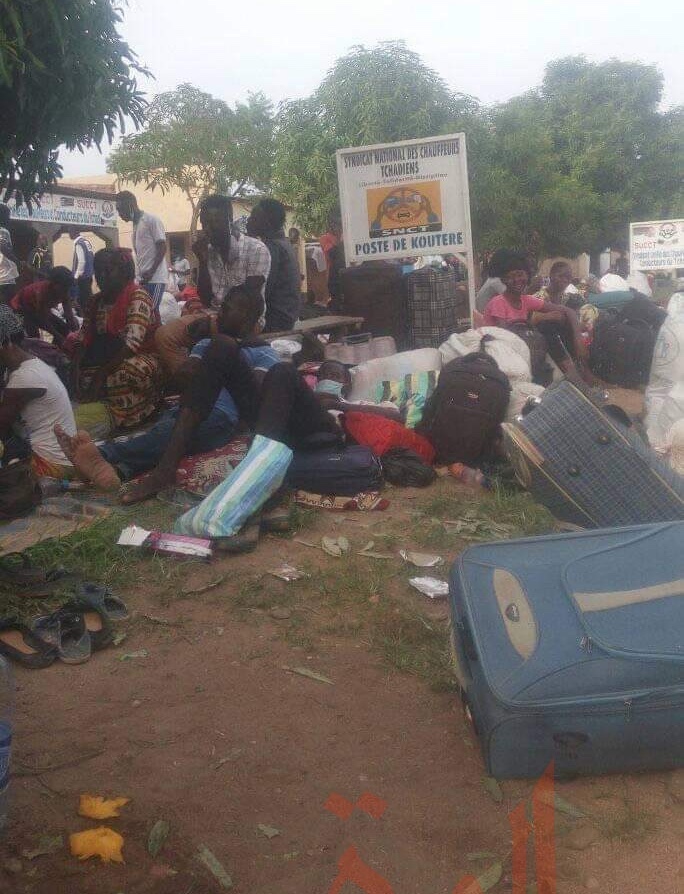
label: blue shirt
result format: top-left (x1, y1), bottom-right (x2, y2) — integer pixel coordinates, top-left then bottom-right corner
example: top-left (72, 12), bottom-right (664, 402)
top-left (190, 340), bottom-right (280, 424)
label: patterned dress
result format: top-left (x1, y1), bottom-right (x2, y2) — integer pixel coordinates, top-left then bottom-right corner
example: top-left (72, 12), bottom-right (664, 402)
top-left (79, 288), bottom-right (162, 429)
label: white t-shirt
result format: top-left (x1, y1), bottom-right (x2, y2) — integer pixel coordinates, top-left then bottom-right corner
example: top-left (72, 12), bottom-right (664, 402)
top-left (132, 212), bottom-right (168, 285)
top-left (0, 227), bottom-right (18, 284)
top-left (5, 359), bottom-right (76, 466)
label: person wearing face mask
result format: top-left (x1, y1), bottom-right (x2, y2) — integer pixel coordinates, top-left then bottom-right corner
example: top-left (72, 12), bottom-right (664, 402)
top-left (314, 360), bottom-right (402, 421)
top-left (483, 252), bottom-right (589, 381)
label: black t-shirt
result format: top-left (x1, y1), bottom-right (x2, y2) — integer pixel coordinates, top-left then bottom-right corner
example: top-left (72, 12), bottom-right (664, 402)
top-left (263, 229), bottom-right (302, 331)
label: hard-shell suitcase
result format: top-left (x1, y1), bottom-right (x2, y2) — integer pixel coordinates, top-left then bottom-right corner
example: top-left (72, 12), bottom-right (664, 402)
top-left (449, 522), bottom-right (684, 779)
top-left (406, 267), bottom-right (469, 349)
top-left (339, 262), bottom-right (407, 348)
top-left (503, 380), bottom-right (684, 527)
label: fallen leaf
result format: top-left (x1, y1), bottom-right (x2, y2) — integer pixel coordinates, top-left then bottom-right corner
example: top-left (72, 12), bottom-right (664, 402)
top-left (541, 791), bottom-right (586, 819)
top-left (78, 794), bottom-right (130, 820)
top-left (467, 860), bottom-right (503, 893)
top-left (257, 824), bottom-right (281, 839)
top-left (21, 835), bottom-right (63, 860)
top-left (467, 851), bottom-right (499, 862)
top-left (196, 844), bottom-right (233, 889)
top-left (150, 863), bottom-right (178, 879)
top-left (400, 550), bottom-right (443, 567)
top-left (481, 776), bottom-right (504, 804)
top-left (119, 650), bottom-right (148, 661)
top-left (112, 632), bottom-right (127, 647)
top-left (70, 827), bottom-right (124, 863)
top-left (213, 748), bottom-right (244, 770)
top-left (282, 665), bottom-right (334, 685)
top-left (322, 536), bottom-right (350, 556)
top-left (358, 542), bottom-right (394, 559)
top-left (182, 575), bottom-right (226, 596)
top-left (147, 819), bottom-right (170, 858)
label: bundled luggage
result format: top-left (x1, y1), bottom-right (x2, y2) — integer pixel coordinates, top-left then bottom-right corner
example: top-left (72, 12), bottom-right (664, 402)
top-left (405, 266), bottom-right (469, 349)
top-left (503, 380), bottom-right (684, 528)
top-left (339, 262), bottom-right (407, 348)
top-left (417, 339), bottom-right (510, 465)
top-left (285, 445), bottom-right (383, 496)
top-left (449, 521), bottom-right (684, 779)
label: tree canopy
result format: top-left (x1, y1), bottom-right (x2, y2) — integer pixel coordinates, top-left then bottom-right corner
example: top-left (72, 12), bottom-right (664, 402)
top-left (0, 0), bottom-right (147, 203)
top-left (273, 42), bottom-right (481, 235)
top-left (109, 83), bottom-right (274, 233)
top-left (273, 45), bottom-right (683, 259)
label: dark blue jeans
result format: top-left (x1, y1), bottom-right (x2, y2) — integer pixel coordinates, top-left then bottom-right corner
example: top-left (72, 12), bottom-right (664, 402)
top-left (99, 407), bottom-right (235, 480)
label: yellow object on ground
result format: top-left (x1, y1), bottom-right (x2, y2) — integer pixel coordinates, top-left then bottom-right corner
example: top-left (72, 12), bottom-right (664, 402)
top-left (69, 826), bottom-right (124, 863)
top-left (78, 794), bottom-right (130, 819)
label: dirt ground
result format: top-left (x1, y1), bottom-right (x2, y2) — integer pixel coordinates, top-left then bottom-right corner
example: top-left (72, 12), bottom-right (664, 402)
top-left (2, 403), bottom-right (683, 893)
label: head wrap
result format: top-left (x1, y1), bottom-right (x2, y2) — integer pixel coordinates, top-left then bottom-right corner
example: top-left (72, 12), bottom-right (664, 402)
top-left (0, 304), bottom-right (23, 344)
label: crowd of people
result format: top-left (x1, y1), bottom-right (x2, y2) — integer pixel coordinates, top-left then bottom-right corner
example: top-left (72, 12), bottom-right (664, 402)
top-left (0, 190), bottom-right (675, 549)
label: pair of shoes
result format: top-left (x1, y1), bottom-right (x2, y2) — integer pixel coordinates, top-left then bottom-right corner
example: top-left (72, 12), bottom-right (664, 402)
top-left (0, 583), bottom-right (129, 668)
top-left (212, 513), bottom-right (261, 555)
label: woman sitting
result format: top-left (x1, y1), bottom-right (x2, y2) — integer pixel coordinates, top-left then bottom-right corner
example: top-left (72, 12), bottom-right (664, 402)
top-left (10, 267), bottom-right (78, 348)
top-left (71, 249), bottom-right (162, 430)
top-left (483, 253), bottom-right (590, 382)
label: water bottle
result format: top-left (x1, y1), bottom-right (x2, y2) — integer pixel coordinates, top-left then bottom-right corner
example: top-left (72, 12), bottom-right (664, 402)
top-left (38, 477), bottom-right (70, 498)
top-left (448, 463), bottom-right (490, 489)
top-left (0, 656), bottom-right (13, 831)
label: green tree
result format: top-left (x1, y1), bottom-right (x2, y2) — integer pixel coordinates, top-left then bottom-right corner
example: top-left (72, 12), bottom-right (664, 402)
top-left (273, 41), bottom-right (480, 234)
top-left (0, 0), bottom-right (147, 203)
top-left (109, 83), bottom-right (274, 234)
top-left (477, 56), bottom-right (684, 261)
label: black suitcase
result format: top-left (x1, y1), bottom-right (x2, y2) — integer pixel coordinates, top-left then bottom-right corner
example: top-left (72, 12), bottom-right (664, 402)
top-left (503, 380), bottom-right (684, 527)
top-left (406, 267), bottom-right (469, 349)
top-left (590, 299), bottom-right (666, 387)
top-left (339, 262), bottom-right (407, 348)
top-left (285, 445), bottom-right (383, 496)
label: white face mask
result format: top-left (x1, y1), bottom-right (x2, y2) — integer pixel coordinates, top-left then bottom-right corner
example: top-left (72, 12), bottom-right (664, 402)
top-left (316, 379), bottom-right (344, 398)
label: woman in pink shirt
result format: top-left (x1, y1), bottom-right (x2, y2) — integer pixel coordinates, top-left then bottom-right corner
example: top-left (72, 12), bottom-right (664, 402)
top-left (483, 254), bottom-right (590, 381)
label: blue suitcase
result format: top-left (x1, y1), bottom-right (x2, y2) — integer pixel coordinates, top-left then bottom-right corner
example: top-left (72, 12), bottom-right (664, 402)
top-left (449, 522), bottom-right (684, 779)
top-left (503, 380), bottom-right (684, 528)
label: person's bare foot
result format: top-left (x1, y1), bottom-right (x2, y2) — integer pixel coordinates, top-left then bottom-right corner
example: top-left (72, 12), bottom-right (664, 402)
top-left (118, 466), bottom-right (176, 505)
top-left (54, 425), bottom-right (121, 491)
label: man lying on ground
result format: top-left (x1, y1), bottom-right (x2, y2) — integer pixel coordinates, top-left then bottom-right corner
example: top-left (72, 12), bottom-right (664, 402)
top-left (55, 286), bottom-right (281, 491)
top-left (0, 305), bottom-right (76, 478)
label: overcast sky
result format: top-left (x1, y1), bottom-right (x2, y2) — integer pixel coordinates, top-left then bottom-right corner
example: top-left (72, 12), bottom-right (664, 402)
top-left (60, 0), bottom-right (683, 178)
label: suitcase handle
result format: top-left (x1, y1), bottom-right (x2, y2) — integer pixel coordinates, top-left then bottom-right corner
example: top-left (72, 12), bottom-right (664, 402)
top-left (455, 618), bottom-right (478, 666)
top-left (342, 332), bottom-right (372, 346)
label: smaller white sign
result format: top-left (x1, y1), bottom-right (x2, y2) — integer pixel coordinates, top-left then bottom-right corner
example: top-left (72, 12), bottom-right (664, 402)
top-left (630, 219), bottom-right (684, 271)
top-left (7, 192), bottom-right (117, 228)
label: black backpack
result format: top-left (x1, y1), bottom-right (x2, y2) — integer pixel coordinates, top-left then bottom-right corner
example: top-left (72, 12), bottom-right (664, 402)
top-left (417, 339), bottom-right (511, 464)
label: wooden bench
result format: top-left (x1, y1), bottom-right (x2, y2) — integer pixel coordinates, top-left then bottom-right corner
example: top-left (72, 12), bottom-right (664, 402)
top-left (267, 315), bottom-right (365, 342)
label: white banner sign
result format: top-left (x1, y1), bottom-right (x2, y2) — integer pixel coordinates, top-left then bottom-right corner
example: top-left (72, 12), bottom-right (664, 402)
top-left (630, 219), bottom-right (684, 271)
top-left (7, 192), bottom-right (117, 228)
top-left (336, 133), bottom-right (473, 264)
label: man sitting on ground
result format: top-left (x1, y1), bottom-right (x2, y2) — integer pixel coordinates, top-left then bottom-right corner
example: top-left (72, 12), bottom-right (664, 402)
top-left (0, 306), bottom-right (76, 478)
top-left (55, 287), bottom-right (282, 491)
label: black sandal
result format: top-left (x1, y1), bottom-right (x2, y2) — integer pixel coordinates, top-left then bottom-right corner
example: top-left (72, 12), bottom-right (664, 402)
top-left (31, 608), bottom-right (91, 665)
top-left (0, 618), bottom-right (57, 669)
top-left (0, 553), bottom-right (79, 597)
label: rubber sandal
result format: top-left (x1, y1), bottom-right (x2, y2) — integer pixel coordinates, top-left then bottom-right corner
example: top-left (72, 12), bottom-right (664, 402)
top-left (0, 553), bottom-right (80, 597)
top-left (72, 583), bottom-right (129, 622)
top-left (0, 618), bottom-right (57, 669)
top-left (32, 608), bottom-right (91, 665)
top-left (213, 514), bottom-right (261, 555)
top-left (61, 598), bottom-right (113, 652)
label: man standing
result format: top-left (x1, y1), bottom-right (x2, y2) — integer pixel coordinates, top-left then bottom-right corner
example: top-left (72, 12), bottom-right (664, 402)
top-left (0, 203), bottom-right (19, 304)
top-left (194, 194), bottom-right (271, 312)
top-left (115, 191), bottom-right (168, 309)
top-left (69, 227), bottom-right (95, 312)
top-left (247, 199), bottom-right (301, 331)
